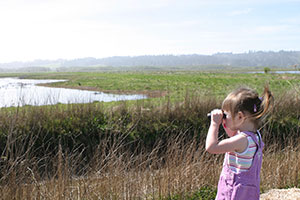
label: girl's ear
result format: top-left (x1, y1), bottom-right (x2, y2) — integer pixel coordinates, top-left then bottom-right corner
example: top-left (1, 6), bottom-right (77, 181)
top-left (237, 111), bottom-right (245, 120)
top-left (235, 111), bottom-right (245, 128)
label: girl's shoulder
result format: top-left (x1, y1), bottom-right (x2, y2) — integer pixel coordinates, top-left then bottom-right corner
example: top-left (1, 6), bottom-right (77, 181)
top-left (232, 133), bottom-right (250, 153)
top-left (235, 131), bottom-right (252, 141)
top-left (239, 131), bottom-right (260, 142)
top-left (235, 131), bottom-right (259, 154)
top-left (238, 131), bottom-right (249, 137)
top-left (238, 131), bottom-right (260, 139)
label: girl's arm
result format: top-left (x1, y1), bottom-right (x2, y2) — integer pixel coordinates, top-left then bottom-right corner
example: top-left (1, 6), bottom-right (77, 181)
top-left (205, 110), bottom-right (248, 154)
top-left (206, 134), bottom-right (248, 154)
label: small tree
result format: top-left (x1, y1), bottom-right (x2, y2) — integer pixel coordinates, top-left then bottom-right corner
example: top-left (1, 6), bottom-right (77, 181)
top-left (264, 67), bottom-right (271, 74)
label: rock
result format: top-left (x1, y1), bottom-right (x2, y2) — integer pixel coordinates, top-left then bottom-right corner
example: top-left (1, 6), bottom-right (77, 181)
top-left (260, 188), bottom-right (300, 200)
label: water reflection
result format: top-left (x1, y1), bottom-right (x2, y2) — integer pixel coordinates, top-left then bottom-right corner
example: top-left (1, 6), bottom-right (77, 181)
top-left (248, 71), bottom-right (300, 74)
top-left (0, 78), bottom-right (147, 108)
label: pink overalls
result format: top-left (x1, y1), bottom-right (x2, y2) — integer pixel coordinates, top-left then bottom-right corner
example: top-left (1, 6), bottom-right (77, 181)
top-left (216, 131), bottom-right (264, 200)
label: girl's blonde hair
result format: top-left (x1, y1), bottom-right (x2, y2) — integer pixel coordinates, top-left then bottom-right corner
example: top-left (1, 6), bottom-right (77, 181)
top-left (222, 85), bottom-right (274, 128)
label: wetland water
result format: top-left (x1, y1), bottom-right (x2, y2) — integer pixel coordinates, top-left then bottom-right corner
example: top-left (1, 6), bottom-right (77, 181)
top-left (0, 78), bottom-right (147, 108)
top-left (249, 70), bottom-right (300, 74)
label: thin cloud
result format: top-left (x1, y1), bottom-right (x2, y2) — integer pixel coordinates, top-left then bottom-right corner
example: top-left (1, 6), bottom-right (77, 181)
top-left (228, 8), bottom-right (252, 16)
top-left (253, 25), bottom-right (291, 33)
top-left (279, 17), bottom-right (300, 25)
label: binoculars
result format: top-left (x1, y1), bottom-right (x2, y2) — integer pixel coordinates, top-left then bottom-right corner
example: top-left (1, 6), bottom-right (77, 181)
top-left (207, 113), bottom-right (227, 119)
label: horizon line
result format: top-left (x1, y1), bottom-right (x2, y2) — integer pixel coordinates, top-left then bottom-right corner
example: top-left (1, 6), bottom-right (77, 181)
top-left (1, 49), bottom-right (299, 64)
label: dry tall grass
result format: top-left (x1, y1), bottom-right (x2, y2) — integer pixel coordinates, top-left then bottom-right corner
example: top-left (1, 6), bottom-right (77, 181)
top-left (0, 90), bottom-right (299, 199)
top-left (1, 136), bottom-right (299, 199)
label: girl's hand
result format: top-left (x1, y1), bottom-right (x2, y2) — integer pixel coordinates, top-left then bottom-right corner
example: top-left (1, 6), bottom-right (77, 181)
top-left (210, 109), bottom-right (224, 126)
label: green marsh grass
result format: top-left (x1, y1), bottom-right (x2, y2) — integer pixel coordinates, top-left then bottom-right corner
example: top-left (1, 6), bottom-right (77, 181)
top-left (16, 71), bottom-right (300, 101)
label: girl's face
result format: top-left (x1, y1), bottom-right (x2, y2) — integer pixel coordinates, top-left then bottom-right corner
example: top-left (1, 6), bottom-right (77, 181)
top-left (222, 110), bottom-right (238, 137)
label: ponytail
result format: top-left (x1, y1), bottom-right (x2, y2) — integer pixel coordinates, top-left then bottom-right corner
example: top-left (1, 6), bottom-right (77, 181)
top-left (255, 85), bottom-right (274, 119)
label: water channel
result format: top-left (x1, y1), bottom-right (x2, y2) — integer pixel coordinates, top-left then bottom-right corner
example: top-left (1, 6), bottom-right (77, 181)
top-left (249, 70), bottom-right (300, 74)
top-left (0, 78), bottom-right (147, 108)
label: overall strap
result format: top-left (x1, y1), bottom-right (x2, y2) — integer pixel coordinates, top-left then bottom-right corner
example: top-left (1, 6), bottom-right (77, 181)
top-left (256, 130), bottom-right (264, 149)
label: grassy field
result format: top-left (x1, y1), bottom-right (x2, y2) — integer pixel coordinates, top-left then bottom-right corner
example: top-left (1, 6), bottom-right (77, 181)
top-left (5, 71), bottom-right (300, 101)
top-left (0, 71), bottom-right (299, 199)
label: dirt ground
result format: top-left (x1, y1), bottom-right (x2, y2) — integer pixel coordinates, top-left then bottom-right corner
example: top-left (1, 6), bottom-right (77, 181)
top-left (260, 188), bottom-right (300, 200)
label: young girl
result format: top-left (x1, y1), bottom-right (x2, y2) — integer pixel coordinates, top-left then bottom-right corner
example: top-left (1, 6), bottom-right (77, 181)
top-left (206, 86), bottom-right (273, 200)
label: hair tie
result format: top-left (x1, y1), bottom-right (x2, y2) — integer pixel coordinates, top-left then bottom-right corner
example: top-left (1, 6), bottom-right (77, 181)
top-left (254, 104), bottom-right (257, 112)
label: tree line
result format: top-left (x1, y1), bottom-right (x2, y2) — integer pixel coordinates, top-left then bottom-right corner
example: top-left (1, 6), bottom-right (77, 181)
top-left (0, 50), bottom-right (299, 72)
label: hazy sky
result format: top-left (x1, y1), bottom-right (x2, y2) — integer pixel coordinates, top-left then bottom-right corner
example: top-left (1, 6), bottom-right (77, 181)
top-left (0, 0), bottom-right (300, 62)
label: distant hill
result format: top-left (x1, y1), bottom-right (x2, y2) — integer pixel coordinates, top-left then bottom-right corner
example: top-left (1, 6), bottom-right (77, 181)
top-left (0, 51), bottom-right (299, 72)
